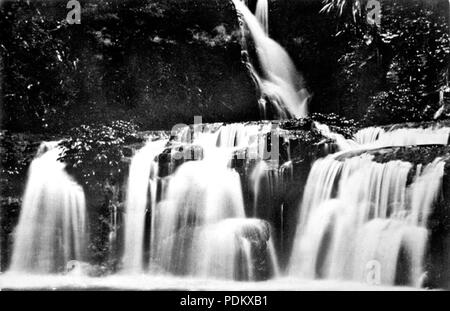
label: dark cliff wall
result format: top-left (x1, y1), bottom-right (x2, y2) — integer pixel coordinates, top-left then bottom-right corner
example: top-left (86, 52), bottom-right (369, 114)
top-left (268, 0), bottom-right (449, 122)
top-left (0, 0), bottom-right (259, 133)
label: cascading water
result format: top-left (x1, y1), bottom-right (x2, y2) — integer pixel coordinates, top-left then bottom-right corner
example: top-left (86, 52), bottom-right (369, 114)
top-left (233, 0), bottom-right (309, 119)
top-left (150, 158), bottom-right (246, 275)
top-left (2, 0), bottom-right (449, 291)
top-left (9, 142), bottom-right (87, 274)
top-left (314, 122), bottom-right (450, 154)
top-left (255, 0), bottom-right (269, 34)
top-left (119, 117), bottom-right (449, 286)
top-left (2, 121), bottom-right (449, 289)
top-left (354, 125), bottom-right (450, 147)
top-left (122, 123), bottom-right (280, 280)
top-left (314, 122), bottom-right (359, 151)
top-left (354, 127), bottom-right (386, 145)
top-left (122, 139), bottom-right (168, 273)
top-left (289, 154), bottom-right (445, 287)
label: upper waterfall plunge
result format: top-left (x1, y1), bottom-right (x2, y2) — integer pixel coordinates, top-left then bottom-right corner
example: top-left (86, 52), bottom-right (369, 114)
top-left (233, 0), bottom-right (309, 119)
top-left (255, 0), bottom-right (269, 34)
top-left (9, 142), bottom-right (87, 274)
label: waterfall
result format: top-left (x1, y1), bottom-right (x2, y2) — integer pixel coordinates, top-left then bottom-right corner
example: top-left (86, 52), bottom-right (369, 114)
top-left (2, 122), bottom-right (448, 288)
top-left (190, 218), bottom-right (273, 280)
top-left (354, 126), bottom-right (450, 147)
top-left (122, 139), bottom-right (168, 273)
top-left (250, 160), bottom-right (293, 252)
top-left (233, 0), bottom-right (309, 119)
top-left (122, 123), bottom-right (280, 280)
top-left (319, 123), bottom-right (450, 153)
top-left (9, 142), bottom-right (87, 274)
top-left (354, 127), bottom-right (386, 145)
top-left (409, 159), bottom-right (446, 227)
top-left (314, 122), bottom-right (359, 151)
top-left (0, 0), bottom-right (448, 291)
top-left (289, 154), bottom-right (445, 287)
top-left (255, 0), bottom-right (269, 34)
top-left (150, 159), bottom-right (247, 275)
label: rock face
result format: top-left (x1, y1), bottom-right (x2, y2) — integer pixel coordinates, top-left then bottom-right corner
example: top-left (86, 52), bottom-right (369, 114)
top-left (0, 0), bottom-right (259, 132)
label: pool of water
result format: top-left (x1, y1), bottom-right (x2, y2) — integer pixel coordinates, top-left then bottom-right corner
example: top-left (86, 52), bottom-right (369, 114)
top-left (0, 274), bottom-right (421, 291)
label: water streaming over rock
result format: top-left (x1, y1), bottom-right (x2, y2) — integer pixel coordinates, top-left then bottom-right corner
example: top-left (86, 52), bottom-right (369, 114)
top-left (9, 142), bottom-right (87, 273)
top-left (354, 127), bottom-right (386, 145)
top-left (122, 139), bottom-right (168, 273)
top-left (121, 123), bottom-right (280, 280)
top-left (314, 122), bottom-right (358, 151)
top-left (289, 154), bottom-right (445, 287)
top-left (2, 0), bottom-right (449, 289)
top-left (4, 121), bottom-right (449, 288)
top-left (12, 122), bottom-right (443, 285)
top-left (255, 0), bottom-right (269, 34)
top-left (354, 126), bottom-right (450, 147)
top-left (233, 0), bottom-right (309, 119)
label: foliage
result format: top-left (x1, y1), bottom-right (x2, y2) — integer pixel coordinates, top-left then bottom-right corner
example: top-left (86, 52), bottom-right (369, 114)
top-left (0, 132), bottom-right (35, 178)
top-left (58, 120), bottom-right (140, 269)
top-left (1, 0), bottom-right (256, 134)
top-left (319, 0), bottom-right (449, 125)
top-left (364, 86), bottom-right (434, 125)
top-left (319, 0), bottom-right (379, 40)
top-left (320, 0), bottom-right (365, 25)
top-left (188, 24), bottom-right (239, 47)
top-left (269, 0), bottom-right (380, 118)
top-left (58, 120), bottom-right (140, 188)
top-left (317, 1), bottom-right (386, 120)
top-left (0, 2), bottom-right (78, 132)
top-left (362, 0), bottom-right (449, 126)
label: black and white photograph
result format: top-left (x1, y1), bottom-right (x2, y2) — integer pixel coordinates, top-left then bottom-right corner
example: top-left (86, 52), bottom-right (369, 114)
top-left (0, 0), bottom-right (449, 297)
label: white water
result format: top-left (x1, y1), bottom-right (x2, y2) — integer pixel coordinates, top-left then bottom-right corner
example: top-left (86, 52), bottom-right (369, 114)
top-left (354, 126), bottom-right (450, 147)
top-left (234, 0), bottom-right (309, 119)
top-left (9, 142), bottom-right (87, 273)
top-left (150, 159), bottom-right (246, 275)
top-left (289, 154), bottom-right (445, 287)
top-left (314, 123), bottom-right (450, 154)
top-left (0, 0), bottom-right (447, 290)
top-left (191, 218), bottom-right (277, 280)
top-left (255, 0), bottom-right (269, 34)
top-left (121, 123), bottom-right (280, 280)
top-left (250, 160), bottom-right (293, 252)
top-left (122, 139), bottom-right (168, 273)
top-left (314, 122), bottom-right (359, 151)
top-left (0, 274), bottom-right (420, 291)
top-left (3, 122), bottom-right (448, 289)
